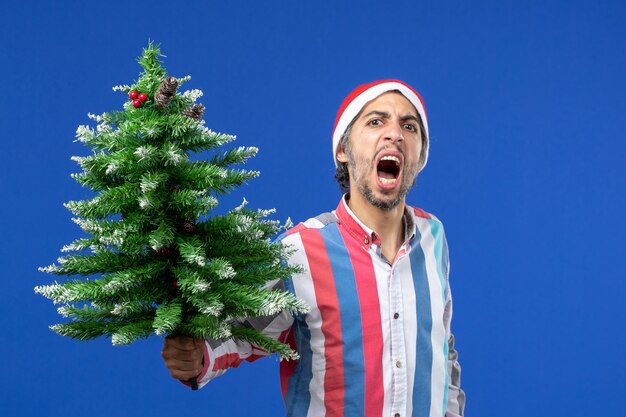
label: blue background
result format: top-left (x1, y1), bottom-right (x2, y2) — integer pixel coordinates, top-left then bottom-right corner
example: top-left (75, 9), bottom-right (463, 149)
top-left (1, 1), bottom-right (624, 415)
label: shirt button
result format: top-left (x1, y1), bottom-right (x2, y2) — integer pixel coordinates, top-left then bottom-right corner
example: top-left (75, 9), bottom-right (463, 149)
top-left (396, 360), bottom-right (402, 368)
top-left (394, 312), bottom-right (399, 319)
top-left (363, 236), bottom-right (369, 244)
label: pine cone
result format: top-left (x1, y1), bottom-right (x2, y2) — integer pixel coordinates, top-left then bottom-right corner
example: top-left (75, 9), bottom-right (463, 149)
top-left (154, 76), bottom-right (178, 107)
top-left (179, 219), bottom-right (196, 234)
top-left (155, 247), bottom-right (174, 257)
top-left (182, 104), bottom-right (205, 120)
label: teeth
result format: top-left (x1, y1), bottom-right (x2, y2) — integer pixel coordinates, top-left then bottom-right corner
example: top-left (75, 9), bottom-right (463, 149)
top-left (380, 155), bottom-right (400, 165)
top-left (379, 177), bottom-right (397, 185)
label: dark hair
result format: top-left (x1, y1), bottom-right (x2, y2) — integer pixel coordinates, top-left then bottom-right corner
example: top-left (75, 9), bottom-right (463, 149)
top-left (334, 123), bottom-right (353, 193)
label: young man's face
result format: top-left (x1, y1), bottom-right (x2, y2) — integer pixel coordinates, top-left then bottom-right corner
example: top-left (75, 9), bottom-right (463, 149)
top-left (337, 92), bottom-right (423, 211)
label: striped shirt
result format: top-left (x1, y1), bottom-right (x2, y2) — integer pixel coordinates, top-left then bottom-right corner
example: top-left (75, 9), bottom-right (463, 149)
top-left (195, 196), bottom-right (465, 417)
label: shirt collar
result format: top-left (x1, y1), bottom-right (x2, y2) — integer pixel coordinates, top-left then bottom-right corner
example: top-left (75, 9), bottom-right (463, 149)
top-left (335, 194), bottom-right (417, 250)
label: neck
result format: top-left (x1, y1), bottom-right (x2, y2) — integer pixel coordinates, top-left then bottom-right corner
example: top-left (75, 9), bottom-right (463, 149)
top-left (346, 191), bottom-right (406, 261)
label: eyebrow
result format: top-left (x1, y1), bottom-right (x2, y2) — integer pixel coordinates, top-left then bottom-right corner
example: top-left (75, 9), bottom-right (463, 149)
top-left (362, 110), bottom-right (390, 119)
top-left (362, 110), bottom-right (420, 123)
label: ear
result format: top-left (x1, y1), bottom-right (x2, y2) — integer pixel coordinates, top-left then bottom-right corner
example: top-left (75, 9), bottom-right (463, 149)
top-left (336, 146), bottom-right (349, 163)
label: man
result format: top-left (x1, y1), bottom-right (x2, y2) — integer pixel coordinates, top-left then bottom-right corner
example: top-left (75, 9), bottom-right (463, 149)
top-left (162, 80), bottom-right (465, 417)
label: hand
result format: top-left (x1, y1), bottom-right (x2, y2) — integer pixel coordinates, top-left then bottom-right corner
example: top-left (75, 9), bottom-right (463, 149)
top-left (161, 335), bottom-right (205, 381)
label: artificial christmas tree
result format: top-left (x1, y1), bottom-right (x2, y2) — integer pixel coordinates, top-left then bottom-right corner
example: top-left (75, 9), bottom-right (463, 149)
top-left (35, 43), bottom-right (307, 388)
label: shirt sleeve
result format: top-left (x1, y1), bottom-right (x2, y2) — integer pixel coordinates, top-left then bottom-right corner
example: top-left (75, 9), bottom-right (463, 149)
top-left (443, 261), bottom-right (466, 416)
top-left (445, 324), bottom-right (466, 415)
top-left (192, 279), bottom-right (295, 389)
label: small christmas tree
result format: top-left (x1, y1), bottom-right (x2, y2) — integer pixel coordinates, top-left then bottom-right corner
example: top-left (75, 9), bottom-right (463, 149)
top-left (36, 43), bottom-right (307, 380)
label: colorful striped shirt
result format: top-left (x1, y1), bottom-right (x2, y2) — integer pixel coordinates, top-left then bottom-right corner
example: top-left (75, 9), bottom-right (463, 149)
top-left (195, 196), bottom-right (465, 417)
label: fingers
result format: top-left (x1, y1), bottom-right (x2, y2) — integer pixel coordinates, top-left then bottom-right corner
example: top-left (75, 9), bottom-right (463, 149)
top-left (162, 335), bottom-right (205, 380)
top-left (164, 357), bottom-right (203, 380)
top-left (163, 335), bottom-right (202, 350)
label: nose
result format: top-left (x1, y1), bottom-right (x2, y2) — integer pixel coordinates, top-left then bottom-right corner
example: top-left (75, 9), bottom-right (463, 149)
top-left (383, 122), bottom-right (404, 143)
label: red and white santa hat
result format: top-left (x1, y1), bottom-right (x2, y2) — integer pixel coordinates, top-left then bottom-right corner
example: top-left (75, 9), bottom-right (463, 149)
top-left (332, 79), bottom-right (429, 170)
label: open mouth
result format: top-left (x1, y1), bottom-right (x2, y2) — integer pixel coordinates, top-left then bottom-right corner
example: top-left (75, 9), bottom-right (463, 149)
top-left (376, 154), bottom-right (402, 186)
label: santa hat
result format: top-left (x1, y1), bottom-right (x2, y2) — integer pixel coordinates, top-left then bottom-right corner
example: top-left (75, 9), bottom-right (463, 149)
top-left (332, 79), bottom-right (429, 170)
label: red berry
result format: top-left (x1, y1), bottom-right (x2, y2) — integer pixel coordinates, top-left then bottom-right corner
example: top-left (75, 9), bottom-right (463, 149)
top-left (156, 104), bottom-right (163, 109)
top-left (129, 90), bottom-right (139, 100)
top-left (138, 92), bottom-right (148, 102)
top-left (132, 100), bottom-right (141, 108)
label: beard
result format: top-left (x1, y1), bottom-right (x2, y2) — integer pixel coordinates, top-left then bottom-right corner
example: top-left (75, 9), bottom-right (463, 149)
top-left (346, 143), bottom-right (418, 211)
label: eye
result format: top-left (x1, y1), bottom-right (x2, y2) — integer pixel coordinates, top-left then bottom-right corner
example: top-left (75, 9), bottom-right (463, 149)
top-left (368, 119), bottom-right (382, 126)
top-left (403, 123), bottom-right (417, 132)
